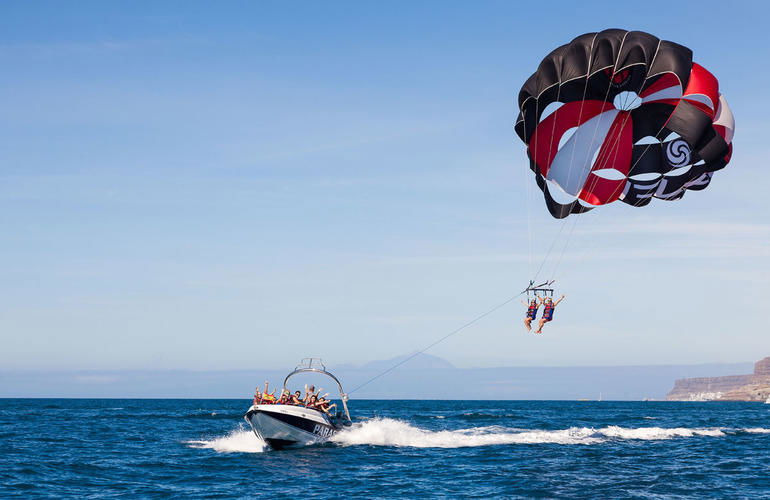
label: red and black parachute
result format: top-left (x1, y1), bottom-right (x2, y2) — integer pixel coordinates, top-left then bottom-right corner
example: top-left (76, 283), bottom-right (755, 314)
top-left (515, 29), bottom-right (735, 218)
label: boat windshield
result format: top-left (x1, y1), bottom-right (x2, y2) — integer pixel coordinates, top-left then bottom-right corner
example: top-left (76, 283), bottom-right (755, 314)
top-left (282, 358), bottom-right (351, 422)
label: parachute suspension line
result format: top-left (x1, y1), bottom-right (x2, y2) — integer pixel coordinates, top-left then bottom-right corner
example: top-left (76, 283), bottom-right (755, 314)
top-left (542, 35), bottom-right (642, 284)
top-left (561, 32), bottom-right (601, 203)
top-left (549, 216), bottom-right (579, 282)
top-left (524, 144), bottom-right (534, 277)
top-left (347, 292), bottom-right (526, 395)
top-left (549, 95), bottom-right (653, 284)
top-left (549, 110), bottom-right (644, 285)
top-left (549, 71), bottom-right (639, 283)
top-left (553, 109), bottom-right (672, 286)
top-left (537, 58), bottom-right (605, 282)
top-left (519, 71), bottom-right (574, 287)
top-left (519, 34), bottom-right (606, 289)
top-left (622, 41), bottom-right (668, 185)
top-left (588, 38), bottom-right (689, 209)
top-left (578, 40), bottom-right (654, 208)
top-left (529, 216), bottom-right (570, 284)
top-left (524, 75), bottom-right (546, 280)
top-left (517, 46), bottom-right (600, 288)
top-left (567, 32), bottom-right (631, 205)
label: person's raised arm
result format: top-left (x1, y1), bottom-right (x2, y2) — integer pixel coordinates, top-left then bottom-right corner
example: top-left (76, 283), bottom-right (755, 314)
top-left (554, 295), bottom-right (566, 306)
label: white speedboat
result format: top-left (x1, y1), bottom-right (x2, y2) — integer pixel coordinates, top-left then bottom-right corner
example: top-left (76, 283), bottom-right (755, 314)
top-left (244, 359), bottom-right (351, 450)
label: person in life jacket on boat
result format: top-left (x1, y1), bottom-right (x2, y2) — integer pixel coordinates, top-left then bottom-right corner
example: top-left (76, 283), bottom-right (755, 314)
top-left (252, 388), bottom-right (262, 405)
top-left (316, 397), bottom-right (337, 416)
top-left (260, 381), bottom-right (277, 404)
top-left (521, 296), bottom-right (543, 331)
top-left (290, 390), bottom-right (303, 405)
top-left (534, 295), bottom-right (565, 334)
top-left (277, 390), bottom-right (290, 404)
top-left (303, 385), bottom-right (316, 405)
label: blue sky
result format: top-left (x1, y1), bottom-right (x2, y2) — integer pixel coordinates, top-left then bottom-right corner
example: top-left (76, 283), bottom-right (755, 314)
top-left (1, 1), bottom-right (768, 372)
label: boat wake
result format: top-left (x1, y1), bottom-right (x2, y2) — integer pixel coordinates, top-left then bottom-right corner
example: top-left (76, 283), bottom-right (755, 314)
top-left (186, 426), bottom-right (267, 453)
top-left (331, 418), bottom-right (770, 449)
top-left (186, 419), bottom-right (770, 453)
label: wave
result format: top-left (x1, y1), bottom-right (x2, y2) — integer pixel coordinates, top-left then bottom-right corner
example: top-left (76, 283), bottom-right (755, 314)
top-left (186, 427), bottom-right (266, 453)
top-left (412, 412), bottom-right (522, 422)
top-left (331, 418), bottom-right (770, 449)
top-left (742, 428), bottom-right (770, 434)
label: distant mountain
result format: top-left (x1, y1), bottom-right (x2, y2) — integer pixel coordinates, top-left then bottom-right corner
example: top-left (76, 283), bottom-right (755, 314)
top-left (0, 357), bottom-right (755, 400)
top-left (335, 352), bottom-right (454, 371)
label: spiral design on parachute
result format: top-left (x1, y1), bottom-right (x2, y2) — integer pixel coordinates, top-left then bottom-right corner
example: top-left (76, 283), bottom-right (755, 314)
top-left (665, 139), bottom-right (691, 169)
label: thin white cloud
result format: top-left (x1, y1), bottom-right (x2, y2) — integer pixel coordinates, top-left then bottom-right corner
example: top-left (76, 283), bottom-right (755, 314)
top-left (574, 218), bottom-right (770, 238)
top-left (0, 36), bottom-right (207, 55)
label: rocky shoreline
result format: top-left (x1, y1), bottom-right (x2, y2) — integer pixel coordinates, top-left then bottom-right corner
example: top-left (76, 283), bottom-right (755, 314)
top-left (667, 357), bottom-right (770, 401)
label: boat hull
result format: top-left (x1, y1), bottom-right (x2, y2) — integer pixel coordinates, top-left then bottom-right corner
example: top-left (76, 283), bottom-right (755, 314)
top-left (245, 404), bottom-right (337, 450)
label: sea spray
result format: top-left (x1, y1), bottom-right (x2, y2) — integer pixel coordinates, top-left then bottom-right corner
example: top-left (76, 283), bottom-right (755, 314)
top-left (330, 417), bottom-right (760, 449)
top-left (186, 426), bottom-right (266, 453)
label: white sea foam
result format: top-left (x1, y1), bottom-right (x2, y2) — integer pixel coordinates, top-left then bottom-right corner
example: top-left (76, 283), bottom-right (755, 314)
top-left (330, 418), bottom-right (767, 449)
top-left (743, 428), bottom-right (770, 434)
top-left (186, 427), bottom-right (266, 453)
top-left (331, 418), bottom-right (604, 447)
top-left (186, 420), bottom-right (770, 453)
top-left (598, 425), bottom-right (725, 439)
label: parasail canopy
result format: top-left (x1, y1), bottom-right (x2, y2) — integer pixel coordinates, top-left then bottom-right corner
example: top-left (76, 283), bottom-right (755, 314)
top-left (515, 29), bottom-right (735, 218)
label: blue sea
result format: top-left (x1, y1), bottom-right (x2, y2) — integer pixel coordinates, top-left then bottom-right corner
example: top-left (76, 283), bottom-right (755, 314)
top-left (2, 399), bottom-right (769, 498)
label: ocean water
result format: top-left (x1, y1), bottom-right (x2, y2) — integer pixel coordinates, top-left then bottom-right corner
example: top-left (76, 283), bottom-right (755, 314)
top-left (1, 399), bottom-right (769, 498)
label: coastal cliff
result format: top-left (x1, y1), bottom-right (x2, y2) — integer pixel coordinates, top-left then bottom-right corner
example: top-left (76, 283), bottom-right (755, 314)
top-left (667, 357), bottom-right (770, 401)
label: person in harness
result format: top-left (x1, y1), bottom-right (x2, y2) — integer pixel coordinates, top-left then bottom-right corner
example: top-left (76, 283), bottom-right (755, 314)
top-left (522, 296), bottom-right (543, 331)
top-left (534, 295), bottom-right (565, 334)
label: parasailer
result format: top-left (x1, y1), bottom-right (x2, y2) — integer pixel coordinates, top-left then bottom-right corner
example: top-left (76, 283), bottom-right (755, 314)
top-left (514, 29), bottom-right (735, 331)
top-left (522, 296), bottom-right (543, 331)
top-left (534, 295), bottom-right (566, 334)
top-left (515, 29), bottom-right (735, 219)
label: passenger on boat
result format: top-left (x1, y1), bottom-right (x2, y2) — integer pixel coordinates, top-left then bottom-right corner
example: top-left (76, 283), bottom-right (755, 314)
top-left (277, 390), bottom-right (290, 404)
top-left (290, 391), bottom-right (303, 405)
top-left (316, 397), bottom-right (337, 416)
top-left (303, 385), bottom-right (316, 405)
top-left (258, 381), bottom-right (276, 403)
top-left (306, 394), bottom-right (318, 408)
top-left (252, 388), bottom-right (262, 405)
